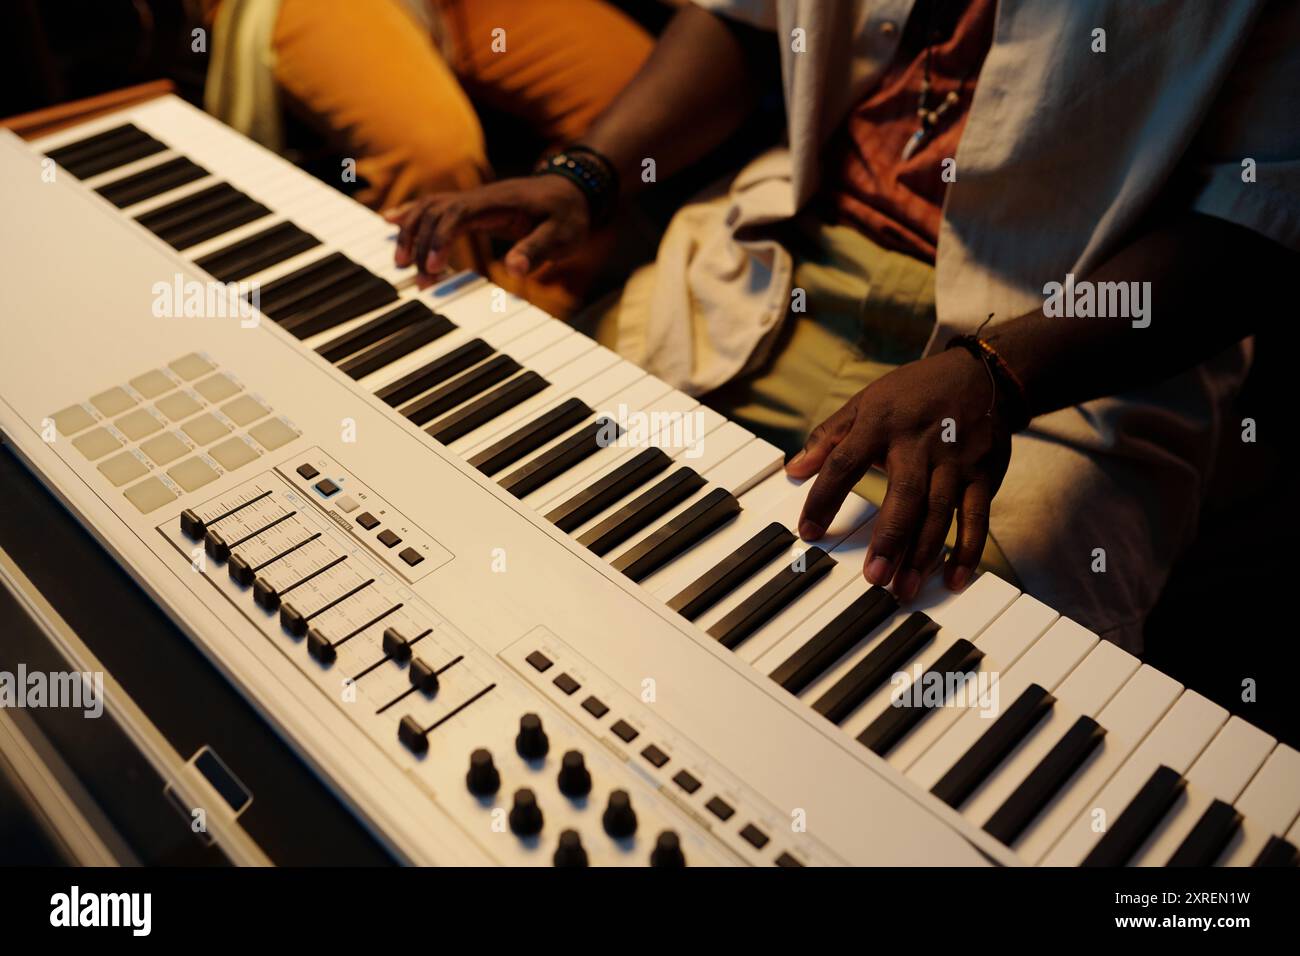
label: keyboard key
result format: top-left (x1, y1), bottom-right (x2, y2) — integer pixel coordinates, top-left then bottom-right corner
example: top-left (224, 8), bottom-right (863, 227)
top-left (1166, 799), bottom-right (1241, 867)
top-left (426, 371), bottom-right (549, 444)
top-left (709, 547), bottom-right (835, 650)
top-left (1081, 765), bottom-right (1185, 867)
top-left (374, 338), bottom-right (495, 408)
top-left (472, 397), bottom-right (596, 478)
top-left (668, 522), bottom-right (796, 621)
top-left (982, 715), bottom-right (1106, 845)
top-left (316, 299), bottom-right (437, 362)
top-left (196, 221), bottom-right (321, 282)
top-left (855, 638), bottom-right (984, 756)
top-left (577, 467), bottom-right (705, 555)
top-left (401, 354), bottom-right (521, 426)
top-left (356, 512), bottom-right (380, 530)
top-left (931, 684), bottom-right (1055, 810)
top-left (769, 587), bottom-right (898, 693)
top-left (499, 417), bottom-right (620, 500)
top-left (811, 611), bottom-right (938, 724)
top-left (97, 155), bottom-right (208, 207)
top-left (611, 488), bottom-right (741, 582)
top-left (377, 529), bottom-right (402, 548)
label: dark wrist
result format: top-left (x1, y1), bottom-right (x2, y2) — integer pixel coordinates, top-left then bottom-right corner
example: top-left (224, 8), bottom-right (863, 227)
top-left (534, 146), bottom-right (619, 226)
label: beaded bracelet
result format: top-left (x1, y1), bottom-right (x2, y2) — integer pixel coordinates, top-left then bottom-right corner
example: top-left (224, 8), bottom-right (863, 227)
top-left (533, 145), bottom-right (619, 226)
top-left (945, 333), bottom-right (1031, 432)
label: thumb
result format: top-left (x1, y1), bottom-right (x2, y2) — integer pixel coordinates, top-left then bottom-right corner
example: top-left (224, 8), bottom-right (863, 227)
top-left (505, 220), bottom-right (562, 276)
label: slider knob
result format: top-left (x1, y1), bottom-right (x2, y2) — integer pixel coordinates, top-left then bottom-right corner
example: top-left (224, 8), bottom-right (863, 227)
top-left (552, 829), bottom-right (589, 868)
top-left (602, 789), bottom-right (638, 839)
top-left (556, 750), bottom-right (592, 798)
top-left (509, 788), bottom-right (544, 837)
top-left (515, 713), bottom-right (549, 760)
top-left (465, 748), bottom-right (500, 797)
top-left (650, 830), bottom-right (686, 868)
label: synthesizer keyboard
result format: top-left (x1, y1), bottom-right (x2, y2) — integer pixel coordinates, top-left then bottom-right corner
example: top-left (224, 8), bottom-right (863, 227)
top-left (1, 94), bottom-right (1297, 867)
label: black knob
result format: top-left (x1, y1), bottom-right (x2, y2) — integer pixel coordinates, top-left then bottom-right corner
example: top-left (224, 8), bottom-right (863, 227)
top-left (515, 713), bottom-right (549, 760)
top-left (552, 829), bottom-right (588, 867)
top-left (556, 750), bottom-right (592, 798)
top-left (602, 789), bottom-right (638, 839)
top-left (650, 829), bottom-right (686, 867)
top-left (509, 787), bottom-right (544, 836)
top-left (465, 748), bottom-right (500, 797)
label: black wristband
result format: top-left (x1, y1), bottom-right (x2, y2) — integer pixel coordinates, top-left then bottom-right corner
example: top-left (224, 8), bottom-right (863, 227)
top-left (533, 145), bottom-right (619, 226)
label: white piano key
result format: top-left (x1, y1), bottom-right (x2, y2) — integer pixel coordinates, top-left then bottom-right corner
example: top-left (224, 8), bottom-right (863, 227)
top-left (1014, 664), bottom-right (1182, 862)
top-left (120, 173), bottom-right (222, 217)
top-left (958, 639), bottom-right (1138, 830)
top-left (905, 615), bottom-right (1099, 793)
top-left (687, 494), bottom-right (878, 645)
top-left (1039, 689), bottom-right (1227, 866)
top-left (713, 509), bottom-right (882, 665)
top-left (885, 593), bottom-right (1059, 772)
top-left (588, 426), bottom-right (767, 564)
top-left (1128, 717), bottom-right (1275, 866)
top-left (817, 574), bottom-right (1023, 740)
top-left (1214, 744), bottom-right (1300, 866)
top-left (359, 304), bottom-right (544, 397)
top-left (525, 392), bottom-right (725, 522)
top-left (298, 288), bottom-right (430, 354)
top-left (641, 479), bottom-right (809, 601)
top-left (445, 345), bottom-right (618, 455)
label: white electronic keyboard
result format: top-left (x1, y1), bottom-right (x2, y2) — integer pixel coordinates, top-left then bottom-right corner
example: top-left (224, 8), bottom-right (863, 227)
top-left (1, 94), bottom-right (1296, 867)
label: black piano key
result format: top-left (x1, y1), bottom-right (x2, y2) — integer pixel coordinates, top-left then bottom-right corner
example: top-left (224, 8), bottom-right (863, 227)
top-left (856, 638), bottom-right (985, 756)
top-left (543, 445), bottom-right (669, 529)
top-left (161, 197), bottom-right (271, 250)
top-left (811, 611), bottom-right (938, 724)
top-left (709, 547), bottom-right (836, 649)
top-left (931, 684), bottom-right (1056, 810)
top-left (264, 263), bottom-right (376, 322)
top-left (336, 312), bottom-right (455, 377)
top-left (472, 397), bottom-right (596, 478)
top-left (278, 276), bottom-right (398, 338)
top-left (1165, 798), bottom-right (1242, 867)
top-left (62, 132), bottom-right (166, 178)
top-left (45, 124), bottom-right (143, 164)
top-left (196, 221), bottom-right (321, 282)
top-left (316, 299), bottom-right (437, 362)
top-left (577, 467), bottom-right (706, 556)
top-left (136, 182), bottom-right (242, 234)
top-left (426, 371), bottom-right (549, 444)
top-left (1081, 764), bottom-right (1185, 867)
top-left (668, 523), bottom-right (795, 621)
top-left (769, 587), bottom-right (898, 694)
top-left (611, 487), bottom-right (741, 583)
top-left (401, 354), bottom-right (520, 426)
top-left (1252, 834), bottom-right (1300, 867)
top-left (499, 417), bottom-right (620, 499)
top-left (253, 251), bottom-right (354, 313)
top-left (981, 714), bottom-right (1106, 845)
top-left (96, 155), bottom-right (207, 208)
top-left (374, 338), bottom-right (494, 407)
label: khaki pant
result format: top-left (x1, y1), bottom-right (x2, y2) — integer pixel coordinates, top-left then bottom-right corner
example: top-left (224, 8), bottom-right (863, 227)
top-left (589, 217), bottom-right (1019, 585)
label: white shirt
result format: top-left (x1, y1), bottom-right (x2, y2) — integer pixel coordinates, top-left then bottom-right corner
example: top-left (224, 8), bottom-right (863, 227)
top-left (617, 0), bottom-right (1300, 647)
